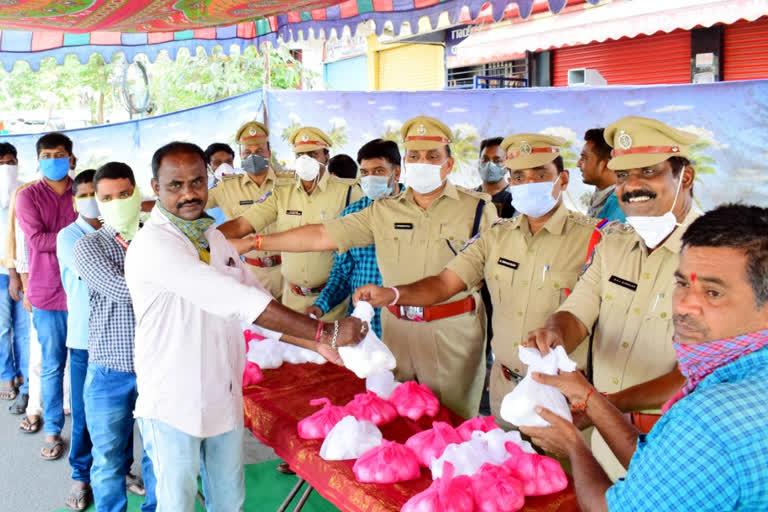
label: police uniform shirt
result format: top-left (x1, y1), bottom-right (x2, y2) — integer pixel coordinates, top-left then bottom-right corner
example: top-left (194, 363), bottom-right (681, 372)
top-left (323, 182), bottom-right (498, 298)
top-left (446, 202), bottom-right (598, 369)
top-left (241, 170), bottom-right (361, 288)
top-left (558, 207), bottom-right (700, 404)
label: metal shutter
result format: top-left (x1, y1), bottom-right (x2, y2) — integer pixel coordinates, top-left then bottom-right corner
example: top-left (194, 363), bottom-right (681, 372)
top-left (723, 17), bottom-right (768, 81)
top-left (377, 44), bottom-right (444, 90)
top-left (552, 30), bottom-right (691, 86)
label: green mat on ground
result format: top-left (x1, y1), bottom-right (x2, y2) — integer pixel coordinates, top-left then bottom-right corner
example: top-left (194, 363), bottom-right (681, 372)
top-left (53, 459), bottom-right (339, 511)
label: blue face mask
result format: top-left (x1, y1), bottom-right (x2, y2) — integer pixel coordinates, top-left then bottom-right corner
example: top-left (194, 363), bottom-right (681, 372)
top-left (478, 161), bottom-right (506, 183)
top-left (360, 175), bottom-right (393, 200)
top-left (39, 157), bottom-right (70, 181)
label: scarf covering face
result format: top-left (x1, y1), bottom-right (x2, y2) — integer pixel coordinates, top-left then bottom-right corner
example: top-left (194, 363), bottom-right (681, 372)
top-left (157, 203), bottom-right (214, 251)
top-left (662, 329), bottom-right (768, 413)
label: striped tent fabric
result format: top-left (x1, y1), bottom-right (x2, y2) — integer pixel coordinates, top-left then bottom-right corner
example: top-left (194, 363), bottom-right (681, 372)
top-left (0, 0), bottom-right (598, 70)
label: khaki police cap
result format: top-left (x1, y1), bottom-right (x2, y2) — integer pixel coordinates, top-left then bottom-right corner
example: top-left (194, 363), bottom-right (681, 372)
top-left (290, 126), bottom-right (332, 153)
top-left (604, 116), bottom-right (698, 170)
top-left (236, 121), bottom-right (269, 145)
top-left (500, 133), bottom-right (566, 170)
top-left (401, 116), bottom-right (453, 151)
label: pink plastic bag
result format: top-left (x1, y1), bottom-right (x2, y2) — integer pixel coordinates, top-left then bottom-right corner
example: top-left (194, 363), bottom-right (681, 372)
top-left (402, 463), bottom-right (475, 512)
top-left (242, 361), bottom-right (263, 387)
top-left (388, 381), bottom-right (440, 421)
top-left (503, 442), bottom-right (568, 496)
top-left (405, 421), bottom-right (463, 467)
top-left (471, 463), bottom-right (525, 512)
top-left (353, 440), bottom-right (421, 483)
top-left (297, 398), bottom-right (347, 440)
top-left (343, 391), bottom-right (398, 426)
top-left (456, 416), bottom-right (501, 442)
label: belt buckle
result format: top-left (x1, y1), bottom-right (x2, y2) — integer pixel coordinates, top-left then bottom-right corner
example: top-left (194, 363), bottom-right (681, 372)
top-left (261, 256), bottom-right (274, 267)
top-left (400, 306), bottom-right (424, 321)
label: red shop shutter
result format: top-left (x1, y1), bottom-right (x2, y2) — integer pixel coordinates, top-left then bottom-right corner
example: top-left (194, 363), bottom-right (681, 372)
top-left (723, 16), bottom-right (768, 81)
top-left (552, 30), bottom-right (691, 87)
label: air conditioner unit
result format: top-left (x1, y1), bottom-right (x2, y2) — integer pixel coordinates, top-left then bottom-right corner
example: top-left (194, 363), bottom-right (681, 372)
top-left (567, 68), bottom-right (607, 86)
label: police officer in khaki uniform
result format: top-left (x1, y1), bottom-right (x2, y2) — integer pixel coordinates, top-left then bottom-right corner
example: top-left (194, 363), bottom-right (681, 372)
top-left (229, 117), bottom-right (498, 418)
top-left (527, 116), bottom-right (700, 480)
top-left (356, 134), bottom-right (601, 426)
top-left (206, 121), bottom-right (290, 298)
top-left (218, 126), bottom-right (361, 321)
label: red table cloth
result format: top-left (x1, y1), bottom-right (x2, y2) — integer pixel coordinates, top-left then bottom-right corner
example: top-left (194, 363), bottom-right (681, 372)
top-left (243, 362), bottom-right (581, 512)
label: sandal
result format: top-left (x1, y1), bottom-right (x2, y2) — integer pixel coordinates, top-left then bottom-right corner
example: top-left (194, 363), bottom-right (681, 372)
top-left (8, 393), bottom-right (28, 415)
top-left (19, 415), bottom-right (41, 434)
top-left (41, 437), bottom-right (65, 460)
top-left (0, 382), bottom-right (17, 400)
top-left (65, 483), bottom-right (92, 511)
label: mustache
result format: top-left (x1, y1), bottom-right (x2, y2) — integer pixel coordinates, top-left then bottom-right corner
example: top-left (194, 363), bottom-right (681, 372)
top-left (621, 189), bottom-right (657, 203)
top-left (177, 199), bottom-right (203, 209)
top-left (673, 314), bottom-right (706, 332)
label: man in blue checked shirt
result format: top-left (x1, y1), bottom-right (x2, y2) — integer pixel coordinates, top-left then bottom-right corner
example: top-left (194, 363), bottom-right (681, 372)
top-left (306, 139), bottom-right (402, 338)
top-left (73, 162), bottom-right (156, 512)
top-left (520, 204), bottom-right (768, 512)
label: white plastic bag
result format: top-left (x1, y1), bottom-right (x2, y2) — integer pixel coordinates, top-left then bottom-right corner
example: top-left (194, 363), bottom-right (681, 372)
top-left (430, 438), bottom-right (492, 479)
top-left (472, 429), bottom-right (536, 463)
top-left (500, 346), bottom-right (577, 427)
top-left (365, 371), bottom-right (400, 399)
top-left (320, 416), bottom-right (383, 461)
top-left (338, 302), bottom-right (396, 379)
top-left (246, 336), bottom-right (283, 369)
top-left (278, 341), bottom-right (327, 365)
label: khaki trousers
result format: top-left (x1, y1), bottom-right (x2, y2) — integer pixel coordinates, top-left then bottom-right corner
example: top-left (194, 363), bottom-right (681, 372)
top-left (381, 294), bottom-right (486, 419)
top-left (245, 263), bottom-right (283, 301)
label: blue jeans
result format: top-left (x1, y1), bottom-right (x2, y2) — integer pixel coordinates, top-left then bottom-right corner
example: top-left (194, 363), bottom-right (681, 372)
top-left (0, 274), bottom-right (30, 393)
top-left (84, 364), bottom-right (156, 512)
top-left (69, 348), bottom-right (92, 483)
top-left (137, 418), bottom-right (244, 512)
top-left (32, 307), bottom-right (67, 435)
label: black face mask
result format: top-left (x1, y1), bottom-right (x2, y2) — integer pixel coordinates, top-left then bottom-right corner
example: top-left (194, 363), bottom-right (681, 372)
top-left (242, 154), bottom-right (269, 175)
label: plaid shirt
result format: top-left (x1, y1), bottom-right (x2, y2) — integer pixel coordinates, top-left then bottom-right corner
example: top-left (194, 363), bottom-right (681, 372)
top-left (606, 345), bottom-right (768, 512)
top-left (72, 224), bottom-right (136, 373)
top-left (314, 196), bottom-right (382, 337)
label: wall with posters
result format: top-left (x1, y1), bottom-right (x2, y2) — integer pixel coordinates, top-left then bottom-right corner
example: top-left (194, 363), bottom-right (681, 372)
top-left (3, 80), bottom-right (767, 212)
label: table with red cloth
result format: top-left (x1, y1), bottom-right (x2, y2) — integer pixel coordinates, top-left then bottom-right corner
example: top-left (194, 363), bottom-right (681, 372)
top-left (243, 362), bottom-right (581, 512)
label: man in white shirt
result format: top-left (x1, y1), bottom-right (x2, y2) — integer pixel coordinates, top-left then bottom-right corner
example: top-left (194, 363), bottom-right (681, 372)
top-left (126, 141), bottom-right (366, 512)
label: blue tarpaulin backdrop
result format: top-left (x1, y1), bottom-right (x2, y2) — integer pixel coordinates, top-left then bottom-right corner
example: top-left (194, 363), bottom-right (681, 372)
top-left (3, 79), bottom-right (767, 210)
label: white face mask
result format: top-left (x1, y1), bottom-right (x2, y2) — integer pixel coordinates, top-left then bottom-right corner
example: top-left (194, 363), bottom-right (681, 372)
top-left (75, 196), bottom-right (100, 219)
top-left (0, 164), bottom-right (18, 208)
top-left (625, 174), bottom-right (684, 249)
top-left (214, 162), bottom-right (235, 181)
top-left (510, 174), bottom-right (561, 219)
top-left (405, 161), bottom-right (446, 194)
top-left (295, 155), bottom-right (322, 182)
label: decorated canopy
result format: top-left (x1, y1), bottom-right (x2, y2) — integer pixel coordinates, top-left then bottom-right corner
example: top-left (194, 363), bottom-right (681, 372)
top-left (0, 0), bottom-right (598, 70)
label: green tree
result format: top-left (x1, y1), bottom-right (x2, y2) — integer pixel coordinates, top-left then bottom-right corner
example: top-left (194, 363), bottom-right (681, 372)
top-left (687, 140), bottom-right (717, 180)
top-left (450, 125), bottom-right (479, 174)
top-left (0, 44), bottom-right (315, 126)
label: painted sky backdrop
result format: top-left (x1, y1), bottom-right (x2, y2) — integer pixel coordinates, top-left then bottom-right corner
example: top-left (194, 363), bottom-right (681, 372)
top-left (3, 80), bottom-right (767, 211)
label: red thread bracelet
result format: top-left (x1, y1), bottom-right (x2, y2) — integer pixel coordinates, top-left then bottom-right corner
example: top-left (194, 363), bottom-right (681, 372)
top-left (315, 321), bottom-right (325, 344)
top-left (572, 387), bottom-right (596, 411)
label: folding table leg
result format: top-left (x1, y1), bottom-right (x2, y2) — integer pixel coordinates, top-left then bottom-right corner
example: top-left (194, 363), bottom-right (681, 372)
top-left (292, 484), bottom-right (314, 511)
top-left (277, 477), bottom-right (306, 512)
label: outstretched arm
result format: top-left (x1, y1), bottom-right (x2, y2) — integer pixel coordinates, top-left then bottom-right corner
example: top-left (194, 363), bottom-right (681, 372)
top-left (354, 268), bottom-right (467, 307)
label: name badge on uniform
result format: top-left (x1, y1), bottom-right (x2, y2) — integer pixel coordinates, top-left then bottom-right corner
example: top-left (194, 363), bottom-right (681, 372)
top-left (394, 222), bottom-right (413, 230)
top-left (609, 275), bottom-right (638, 292)
top-left (497, 258), bottom-right (519, 269)
top-left (239, 200), bottom-right (254, 206)
top-left (286, 210), bottom-right (302, 216)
